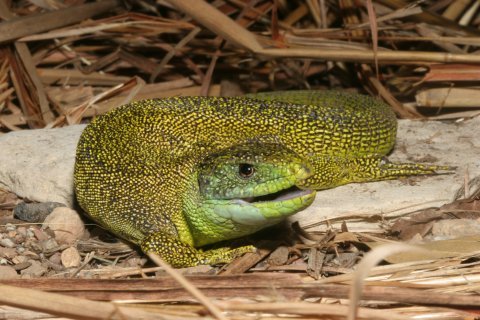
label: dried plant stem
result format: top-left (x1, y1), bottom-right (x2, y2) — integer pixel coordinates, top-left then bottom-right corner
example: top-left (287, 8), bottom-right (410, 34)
top-left (164, 0), bottom-right (262, 52)
top-left (0, 284), bottom-right (159, 320)
top-left (218, 301), bottom-right (406, 320)
top-left (148, 253), bottom-right (227, 320)
top-left (348, 243), bottom-right (427, 320)
top-left (166, 0), bottom-right (480, 64)
top-left (0, 0), bottom-right (123, 44)
top-left (258, 47), bottom-right (480, 63)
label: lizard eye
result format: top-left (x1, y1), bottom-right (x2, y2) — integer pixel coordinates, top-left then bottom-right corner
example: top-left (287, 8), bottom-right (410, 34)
top-left (238, 163), bottom-right (255, 178)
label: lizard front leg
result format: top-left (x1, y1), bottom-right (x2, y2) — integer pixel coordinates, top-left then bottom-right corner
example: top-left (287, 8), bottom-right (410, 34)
top-left (141, 232), bottom-right (255, 268)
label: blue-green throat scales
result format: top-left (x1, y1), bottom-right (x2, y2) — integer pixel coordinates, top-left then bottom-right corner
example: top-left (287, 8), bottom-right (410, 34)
top-left (74, 91), bottom-right (451, 267)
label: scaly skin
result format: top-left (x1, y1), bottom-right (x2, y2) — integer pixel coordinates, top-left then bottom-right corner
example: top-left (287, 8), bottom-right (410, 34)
top-left (74, 91), bottom-right (448, 267)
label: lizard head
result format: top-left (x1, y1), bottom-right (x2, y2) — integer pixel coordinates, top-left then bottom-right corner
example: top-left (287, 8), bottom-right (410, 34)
top-left (188, 143), bottom-right (316, 246)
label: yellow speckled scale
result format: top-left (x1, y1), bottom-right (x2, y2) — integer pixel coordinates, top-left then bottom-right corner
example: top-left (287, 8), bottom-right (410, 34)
top-left (74, 90), bottom-right (449, 267)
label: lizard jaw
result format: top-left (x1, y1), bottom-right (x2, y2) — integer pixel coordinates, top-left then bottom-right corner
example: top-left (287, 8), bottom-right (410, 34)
top-left (237, 186), bottom-right (313, 204)
top-left (188, 187), bottom-right (316, 247)
top-left (214, 187), bottom-right (316, 225)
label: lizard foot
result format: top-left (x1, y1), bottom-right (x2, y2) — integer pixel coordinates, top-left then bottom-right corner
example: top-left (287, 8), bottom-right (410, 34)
top-left (141, 232), bottom-right (255, 268)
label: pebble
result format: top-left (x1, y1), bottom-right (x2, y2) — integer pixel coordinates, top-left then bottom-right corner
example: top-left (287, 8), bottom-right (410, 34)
top-left (22, 250), bottom-right (39, 259)
top-left (177, 264), bottom-right (214, 275)
top-left (0, 266), bottom-right (18, 279)
top-left (49, 252), bottom-right (62, 265)
top-left (12, 255), bottom-right (28, 264)
top-left (14, 201), bottom-right (66, 223)
top-left (20, 260), bottom-right (47, 277)
top-left (17, 227), bottom-right (27, 237)
top-left (26, 228), bottom-right (35, 238)
top-left (12, 261), bottom-right (31, 271)
top-left (43, 207), bottom-right (85, 245)
top-left (46, 259), bottom-right (64, 272)
top-left (0, 247), bottom-right (17, 259)
top-left (26, 241), bottom-right (42, 253)
top-left (31, 227), bottom-right (49, 242)
top-left (39, 238), bottom-right (59, 252)
top-left (61, 247), bottom-right (81, 268)
top-left (118, 257), bottom-right (147, 268)
top-left (267, 246), bottom-right (290, 266)
top-left (430, 219), bottom-right (480, 240)
top-left (0, 238), bottom-right (16, 248)
top-left (14, 234), bottom-right (25, 244)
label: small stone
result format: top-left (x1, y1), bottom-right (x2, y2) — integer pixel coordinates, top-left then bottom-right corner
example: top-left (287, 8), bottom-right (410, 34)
top-left (14, 202), bottom-right (66, 223)
top-left (0, 238), bottom-right (16, 248)
top-left (22, 250), bottom-right (39, 259)
top-left (61, 247), bottom-right (81, 268)
top-left (30, 227), bottom-right (49, 242)
top-left (176, 264), bottom-right (214, 275)
top-left (16, 246), bottom-right (25, 254)
top-left (5, 223), bottom-right (16, 232)
top-left (47, 260), bottom-right (64, 272)
top-left (25, 241), bottom-right (42, 253)
top-left (0, 266), bottom-right (18, 279)
top-left (12, 255), bottom-right (28, 264)
top-left (39, 238), bottom-right (59, 252)
top-left (14, 234), bottom-right (25, 244)
top-left (7, 231), bottom-right (16, 238)
top-left (0, 247), bottom-right (17, 259)
top-left (267, 246), bottom-right (290, 266)
top-left (43, 207), bottom-right (85, 245)
top-left (430, 219), bottom-right (480, 240)
top-left (17, 227), bottom-right (27, 237)
top-left (26, 228), bottom-right (35, 238)
top-left (0, 258), bottom-right (7, 265)
top-left (49, 252), bottom-right (62, 265)
top-left (20, 260), bottom-right (47, 277)
top-left (12, 261), bottom-right (31, 271)
top-left (118, 257), bottom-right (147, 268)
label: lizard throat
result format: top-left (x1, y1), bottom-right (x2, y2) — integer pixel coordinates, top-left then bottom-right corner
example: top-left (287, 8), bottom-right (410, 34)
top-left (190, 184), bottom-right (316, 246)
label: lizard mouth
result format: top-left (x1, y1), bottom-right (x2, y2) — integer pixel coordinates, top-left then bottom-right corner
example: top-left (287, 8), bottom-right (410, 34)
top-left (199, 185), bottom-right (316, 240)
top-left (238, 186), bottom-right (314, 204)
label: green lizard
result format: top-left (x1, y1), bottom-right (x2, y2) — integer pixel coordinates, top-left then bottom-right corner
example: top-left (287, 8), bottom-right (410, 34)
top-left (74, 91), bottom-right (447, 267)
